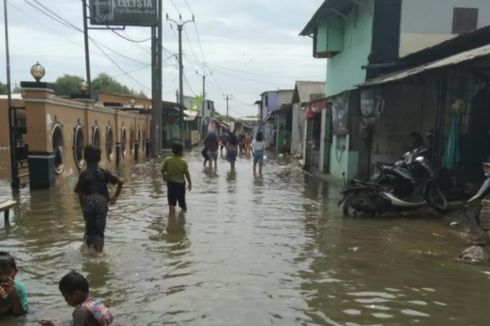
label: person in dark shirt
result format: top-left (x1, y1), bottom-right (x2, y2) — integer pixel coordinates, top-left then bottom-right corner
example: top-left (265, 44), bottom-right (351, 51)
top-left (74, 145), bottom-right (123, 253)
top-left (204, 132), bottom-right (219, 170)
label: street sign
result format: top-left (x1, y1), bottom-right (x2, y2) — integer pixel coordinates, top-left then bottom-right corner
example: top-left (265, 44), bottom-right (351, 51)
top-left (89, 0), bottom-right (158, 26)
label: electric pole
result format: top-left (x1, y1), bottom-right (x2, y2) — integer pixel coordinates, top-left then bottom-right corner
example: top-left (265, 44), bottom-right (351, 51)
top-left (223, 94), bottom-right (233, 120)
top-left (4, 0), bottom-right (18, 188)
top-left (151, 0), bottom-right (163, 156)
top-left (196, 70), bottom-right (211, 137)
top-left (82, 0), bottom-right (91, 94)
top-left (167, 14), bottom-right (194, 107)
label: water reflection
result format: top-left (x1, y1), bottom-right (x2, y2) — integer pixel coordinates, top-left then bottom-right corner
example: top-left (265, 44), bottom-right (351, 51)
top-left (166, 213), bottom-right (186, 241)
top-left (0, 153), bottom-right (489, 325)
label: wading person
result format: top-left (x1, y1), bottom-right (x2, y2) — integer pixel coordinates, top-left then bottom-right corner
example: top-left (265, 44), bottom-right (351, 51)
top-left (75, 145), bottom-right (124, 253)
top-left (0, 252), bottom-right (28, 317)
top-left (201, 146), bottom-right (209, 168)
top-left (220, 131), bottom-right (229, 157)
top-left (226, 132), bottom-right (238, 170)
top-left (39, 271), bottom-right (114, 326)
top-left (161, 143), bottom-right (192, 215)
top-left (204, 132), bottom-right (219, 170)
top-left (252, 132), bottom-right (265, 174)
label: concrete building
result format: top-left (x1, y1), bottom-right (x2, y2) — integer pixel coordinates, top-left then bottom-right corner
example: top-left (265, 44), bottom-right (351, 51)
top-left (301, 0), bottom-right (490, 180)
top-left (183, 95), bottom-right (215, 138)
top-left (360, 26), bottom-right (490, 190)
top-left (257, 90), bottom-right (294, 149)
top-left (291, 81), bottom-right (325, 161)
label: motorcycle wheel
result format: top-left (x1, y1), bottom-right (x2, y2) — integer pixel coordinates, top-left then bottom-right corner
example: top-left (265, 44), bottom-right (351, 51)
top-left (342, 193), bottom-right (376, 217)
top-left (427, 185), bottom-right (448, 214)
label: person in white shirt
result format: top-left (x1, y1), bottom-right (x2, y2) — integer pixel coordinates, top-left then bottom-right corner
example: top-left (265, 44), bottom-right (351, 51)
top-left (252, 132), bottom-right (265, 174)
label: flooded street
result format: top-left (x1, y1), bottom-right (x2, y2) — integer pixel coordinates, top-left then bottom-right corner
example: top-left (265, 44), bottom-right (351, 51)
top-left (1, 152), bottom-right (490, 325)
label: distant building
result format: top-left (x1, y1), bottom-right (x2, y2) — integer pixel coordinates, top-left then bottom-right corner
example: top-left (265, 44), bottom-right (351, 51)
top-left (257, 90), bottom-right (294, 149)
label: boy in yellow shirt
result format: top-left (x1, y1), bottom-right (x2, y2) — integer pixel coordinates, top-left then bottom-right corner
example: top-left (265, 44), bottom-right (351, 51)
top-left (161, 143), bottom-right (192, 215)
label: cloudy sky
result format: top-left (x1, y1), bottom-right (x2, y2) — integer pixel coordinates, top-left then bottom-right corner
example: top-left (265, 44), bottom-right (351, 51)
top-left (1, 0), bottom-right (325, 117)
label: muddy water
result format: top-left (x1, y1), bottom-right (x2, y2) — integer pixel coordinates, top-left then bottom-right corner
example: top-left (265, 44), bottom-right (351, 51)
top-left (0, 152), bottom-right (489, 325)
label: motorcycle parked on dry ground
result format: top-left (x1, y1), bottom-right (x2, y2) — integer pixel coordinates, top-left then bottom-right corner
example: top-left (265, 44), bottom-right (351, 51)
top-left (339, 147), bottom-right (448, 216)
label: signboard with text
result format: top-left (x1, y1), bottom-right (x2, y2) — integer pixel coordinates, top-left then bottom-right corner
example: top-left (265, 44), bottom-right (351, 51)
top-left (89, 0), bottom-right (158, 26)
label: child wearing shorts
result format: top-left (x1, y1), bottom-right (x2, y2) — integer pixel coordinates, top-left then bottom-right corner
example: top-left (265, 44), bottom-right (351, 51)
top-left (161, 143), bottom-right (192, 215)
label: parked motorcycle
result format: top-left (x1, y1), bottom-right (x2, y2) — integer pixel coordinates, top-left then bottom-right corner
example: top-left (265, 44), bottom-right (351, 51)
top-left (466, 162), bottom-right (490, 230)
top-left (339, 147), bottom-right (448, 216)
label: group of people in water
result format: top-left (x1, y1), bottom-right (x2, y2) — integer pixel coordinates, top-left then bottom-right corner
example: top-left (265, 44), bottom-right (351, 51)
top-left (1, 130), bottom-right (267, 324)
top-left (202, 130), bottom-right (265, 174)
top-left (1, 145), bottom-right (120, 324)
top-left (0, 250), bottom-right (114, 325)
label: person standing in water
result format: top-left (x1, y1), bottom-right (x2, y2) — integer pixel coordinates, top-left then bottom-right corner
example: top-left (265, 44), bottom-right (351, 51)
top-left (204, 132), bottom-right (219, 170)
top-left (252, 132), bottom-right (266, 174)
top-left (161, 143), bottom-right (192, 215)
top-left (74, 145), bottom-right (124, 253)
top-left (226, 132), bottom-right (238, 170)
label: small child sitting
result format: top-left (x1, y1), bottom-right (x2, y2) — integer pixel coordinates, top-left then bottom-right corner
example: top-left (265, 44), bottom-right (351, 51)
top-left (0, 251), bottom-right (28, 317)
top-left (39, 271), bottom-right (114, 326)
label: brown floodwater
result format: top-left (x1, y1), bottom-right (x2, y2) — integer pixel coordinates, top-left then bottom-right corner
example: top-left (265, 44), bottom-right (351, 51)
top-left (0, 151), bottom-right (489, 325)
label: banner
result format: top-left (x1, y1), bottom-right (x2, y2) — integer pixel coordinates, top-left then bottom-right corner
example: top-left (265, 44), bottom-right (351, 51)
top-left (331, 94), bottom-right (349, 136)
top-left (305, 99), bottom-right (327, 119)
top-left (89, 0), bottom-right (158, 26)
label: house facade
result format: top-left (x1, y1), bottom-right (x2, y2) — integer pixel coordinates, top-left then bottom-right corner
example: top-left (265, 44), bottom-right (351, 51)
top-left (301, 0), bottom-right (490, 180)
top-left (257, 90), bottom-right (294, 149)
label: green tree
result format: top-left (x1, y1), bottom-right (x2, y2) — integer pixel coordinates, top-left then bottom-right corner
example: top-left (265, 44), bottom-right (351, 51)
top-left (54, 74), bottom-right (84, 96)
top-left (92, 73), bottom-right (134, 96)
top-left (191, 95), bottom-right (204, 111)
top-left (0, 82), bottom-right (7, 94)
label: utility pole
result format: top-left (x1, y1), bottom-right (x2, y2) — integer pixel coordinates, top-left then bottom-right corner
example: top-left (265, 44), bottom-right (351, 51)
top-left (196, 70), bottom-right (211, 137)
top-left (3, 0), bottom-right (18, 188)
top-left (81, 0), bottom-right (91, 94)
top-left (166, 14), bottom-right (194, 106)
top-left (223, 94), bottom-right (233, 120)
top-left (151, 0), bottom-right (163, 156)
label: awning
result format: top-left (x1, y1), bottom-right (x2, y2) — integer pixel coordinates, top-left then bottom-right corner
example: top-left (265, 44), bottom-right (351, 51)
top-left (305, 99), bottom-right (328, 119)
top-left (360, 43), bottom-right (490, 87)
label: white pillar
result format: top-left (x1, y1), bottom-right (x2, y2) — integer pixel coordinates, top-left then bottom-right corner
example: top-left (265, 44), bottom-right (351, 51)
top-left (319, 109), bottom-right (327, 172)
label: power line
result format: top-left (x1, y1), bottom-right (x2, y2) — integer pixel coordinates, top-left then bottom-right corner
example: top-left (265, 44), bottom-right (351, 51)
top-left (211, 68), bottom-right (293, 87)
top-left (111, 30), bottom-right (151, 43)
top-left (23, 0), bottom-right (80, 31)
top-left (208, 62), bottom-right (322, 80)
top-left (168, 0), bottom-right (180, 13)
top-left (30, 0), bottom-right (84, 32)
top-left (10, 2), bottom-right (81, 48)
top-left (23, 0), bottom-right (151, 90)
top-left (183, 73), bottom-right (196, 95)
top-left (110, 64), bottom-right (151, 79)
top-left (90, 39), bottom-right (151, 90)
top-left (183, 28), bottom-right (202, 67)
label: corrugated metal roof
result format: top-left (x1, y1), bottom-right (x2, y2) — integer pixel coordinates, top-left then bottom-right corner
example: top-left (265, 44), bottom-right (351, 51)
top-left (360, 43), bottom-right (490, 87)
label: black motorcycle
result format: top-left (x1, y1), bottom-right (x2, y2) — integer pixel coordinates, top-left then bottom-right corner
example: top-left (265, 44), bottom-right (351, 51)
top-left (339, 147), bottom-right (448, 216)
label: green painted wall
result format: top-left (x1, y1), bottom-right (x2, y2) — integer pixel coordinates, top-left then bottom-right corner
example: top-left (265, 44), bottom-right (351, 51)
top-left (329, 134), bottom-right (359, 180)
top-left (325, 3), bottom-right (374, 97)
top-left (317, 21), bottom-right (328, 53)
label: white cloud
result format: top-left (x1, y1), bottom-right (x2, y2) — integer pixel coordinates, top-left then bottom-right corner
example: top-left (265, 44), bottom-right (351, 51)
top-left (0, 0), bottom-right (325, 116)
